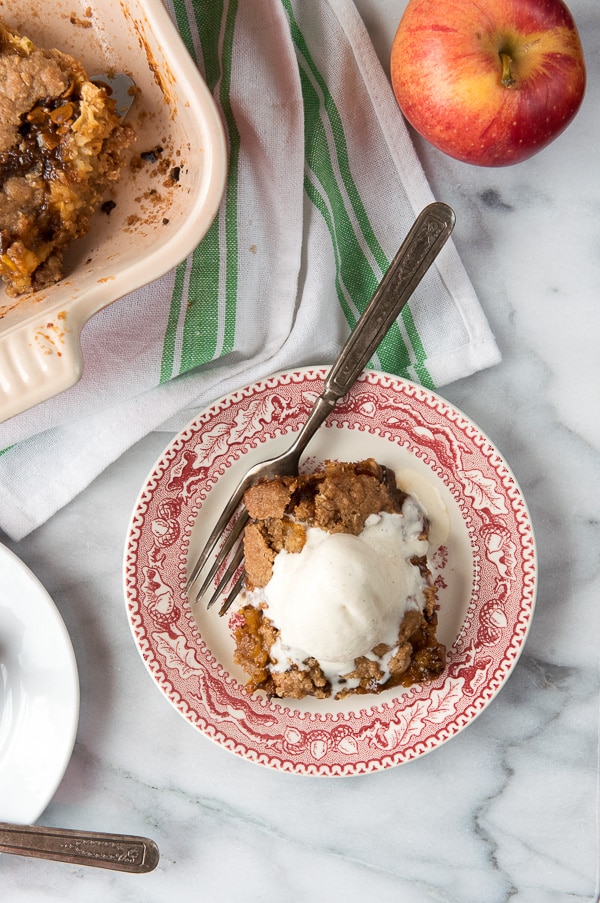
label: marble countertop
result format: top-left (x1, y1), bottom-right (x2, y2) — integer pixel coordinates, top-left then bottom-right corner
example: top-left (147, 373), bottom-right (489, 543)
top-left (2, 1), bottom-right (599, 900)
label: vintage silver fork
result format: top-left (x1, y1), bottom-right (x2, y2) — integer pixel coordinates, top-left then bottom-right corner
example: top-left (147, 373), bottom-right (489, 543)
top-left (186, 202), bottom-right (456, 615)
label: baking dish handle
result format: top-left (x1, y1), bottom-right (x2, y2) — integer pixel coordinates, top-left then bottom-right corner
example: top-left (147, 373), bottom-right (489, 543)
top-left (0, 309), bottom-right (84, 425)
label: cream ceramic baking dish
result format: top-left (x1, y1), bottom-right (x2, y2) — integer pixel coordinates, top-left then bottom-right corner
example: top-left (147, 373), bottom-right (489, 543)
top-left (0, 0), bottom-right (227, 423)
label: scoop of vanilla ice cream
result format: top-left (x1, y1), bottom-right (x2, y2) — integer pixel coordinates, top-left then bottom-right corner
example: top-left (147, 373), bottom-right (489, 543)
top-left (261, 499), bottom-right (429, 665)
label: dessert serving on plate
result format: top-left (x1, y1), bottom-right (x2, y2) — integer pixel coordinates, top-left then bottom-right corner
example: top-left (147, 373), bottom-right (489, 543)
top-left (124, 367), bottom-right (536, 775)
top-left (0, 19), bottom-right (135, 296)
top-left (233, 458), bottom-right (446, 700)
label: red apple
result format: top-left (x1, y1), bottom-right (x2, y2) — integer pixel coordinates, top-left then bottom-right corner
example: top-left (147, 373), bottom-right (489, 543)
top-left (390, 0), bottom-right (586, 166)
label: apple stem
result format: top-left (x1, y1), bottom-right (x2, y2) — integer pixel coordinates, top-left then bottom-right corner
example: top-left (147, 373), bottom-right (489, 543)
top-left (499, 52), bottom-right (516, 88)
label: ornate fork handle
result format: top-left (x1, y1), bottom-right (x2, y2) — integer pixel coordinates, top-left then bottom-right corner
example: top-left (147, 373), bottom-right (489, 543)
top-left (0, 822), bottom-right (159, 873)
top-left (278, 201), bottom-right (456, 468)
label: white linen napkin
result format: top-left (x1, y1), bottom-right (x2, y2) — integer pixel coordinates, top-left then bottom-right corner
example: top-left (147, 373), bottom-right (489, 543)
top-left (0, 0), bottom-right (500, 540)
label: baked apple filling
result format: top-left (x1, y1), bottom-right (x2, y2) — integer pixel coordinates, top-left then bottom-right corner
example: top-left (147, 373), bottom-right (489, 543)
top-left (0, 20), bottom-right (134, 296)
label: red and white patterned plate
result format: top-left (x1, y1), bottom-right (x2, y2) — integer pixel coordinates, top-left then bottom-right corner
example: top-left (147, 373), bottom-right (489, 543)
top-left (124, 368), bottom-right (536, 776)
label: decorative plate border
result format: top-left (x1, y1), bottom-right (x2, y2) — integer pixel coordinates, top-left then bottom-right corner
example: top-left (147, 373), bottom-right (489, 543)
top-left (124, 368), bottom-right (536, 776)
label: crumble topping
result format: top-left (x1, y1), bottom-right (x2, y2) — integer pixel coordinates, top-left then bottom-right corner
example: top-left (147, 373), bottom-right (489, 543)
top-left (0, 20), bottom-right (135, 296)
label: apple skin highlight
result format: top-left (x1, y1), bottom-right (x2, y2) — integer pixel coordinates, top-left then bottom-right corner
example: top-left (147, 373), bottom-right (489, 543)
top-left (390, 0), bottom-right (586, 166)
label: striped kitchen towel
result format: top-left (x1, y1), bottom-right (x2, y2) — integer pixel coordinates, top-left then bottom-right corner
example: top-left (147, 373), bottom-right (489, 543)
top-left (0, 0), bottom-right (500, 540)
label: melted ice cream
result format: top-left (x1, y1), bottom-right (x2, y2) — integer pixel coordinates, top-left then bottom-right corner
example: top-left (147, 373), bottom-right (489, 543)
top-left (256, 498), bottom-right (430, 672)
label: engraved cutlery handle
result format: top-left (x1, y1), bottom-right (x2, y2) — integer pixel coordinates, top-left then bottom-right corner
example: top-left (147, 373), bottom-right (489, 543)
top-left (0, 822), bottom-right (159, 873)
top-left (326, 201), bottom-right (455, 396)
top-left (285, 202), bottom-right (455, 460)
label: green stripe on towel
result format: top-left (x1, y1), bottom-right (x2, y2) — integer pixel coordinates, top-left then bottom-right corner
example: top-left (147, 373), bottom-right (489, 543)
top-left (162, 0), bottom-right (239, 381)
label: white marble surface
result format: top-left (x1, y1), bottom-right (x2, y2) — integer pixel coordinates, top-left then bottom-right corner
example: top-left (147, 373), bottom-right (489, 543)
top-left (2, 1), bottom-right (599, 900)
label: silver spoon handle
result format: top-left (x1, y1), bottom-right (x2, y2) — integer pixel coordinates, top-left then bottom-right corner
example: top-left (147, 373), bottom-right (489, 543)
top-left (0, 822), bottom-right (159, 873)
top-left (286, 201), bottom-right (455, 457)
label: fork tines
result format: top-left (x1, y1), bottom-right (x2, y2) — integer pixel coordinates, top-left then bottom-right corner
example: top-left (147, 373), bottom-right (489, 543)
top-left (188, 506), bottom-right (249, 615)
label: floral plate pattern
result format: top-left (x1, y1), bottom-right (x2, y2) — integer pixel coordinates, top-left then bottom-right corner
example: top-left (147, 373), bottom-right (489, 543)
top-left (124, 368), bottom-right (536, 776)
